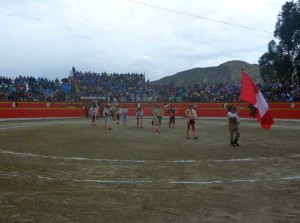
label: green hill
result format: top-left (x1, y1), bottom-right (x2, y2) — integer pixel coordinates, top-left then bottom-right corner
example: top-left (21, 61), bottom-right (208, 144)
top-left (151, 60), bottom-right (261, 85)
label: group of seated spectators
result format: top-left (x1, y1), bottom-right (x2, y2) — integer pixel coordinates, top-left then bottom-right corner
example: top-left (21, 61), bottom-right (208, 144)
top-left (0, 76), bottom-right (73, 101)
top-left (0, 71), bottom-right (299, 102)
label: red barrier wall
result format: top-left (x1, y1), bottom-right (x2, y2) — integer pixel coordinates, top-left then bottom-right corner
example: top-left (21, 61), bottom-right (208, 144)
top-left (0, 102), bottom-right (85, 119)
top-left (1, 102), bottom-right (299, 119)
top-left (0, 108), bottom-right (85, 119)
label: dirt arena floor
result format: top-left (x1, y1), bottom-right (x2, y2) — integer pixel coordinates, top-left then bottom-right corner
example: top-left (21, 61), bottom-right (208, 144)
top-left (0, 117), bottom-right (300, 223)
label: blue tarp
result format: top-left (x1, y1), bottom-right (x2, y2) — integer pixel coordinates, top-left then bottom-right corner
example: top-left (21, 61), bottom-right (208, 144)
top-left (61, 84), bottom-right (71, 93)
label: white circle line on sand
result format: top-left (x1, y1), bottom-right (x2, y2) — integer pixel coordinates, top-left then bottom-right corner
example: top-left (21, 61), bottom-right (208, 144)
top-left (0, 149), bottom-right (299, 164)
top-left (2, 172), bottom-right (300, 185)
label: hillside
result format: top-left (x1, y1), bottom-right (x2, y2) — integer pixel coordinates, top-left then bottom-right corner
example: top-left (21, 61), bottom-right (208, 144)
top-left (151, 60), bottom-right (261, 85)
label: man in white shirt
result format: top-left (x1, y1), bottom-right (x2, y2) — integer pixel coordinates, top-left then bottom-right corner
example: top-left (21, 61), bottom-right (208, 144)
top-left (90, 106), bottom-right (97, 126)
top-left (136, 107), bottom-right (144, 128)
top-left (103, 104), bottom-right (112, 130)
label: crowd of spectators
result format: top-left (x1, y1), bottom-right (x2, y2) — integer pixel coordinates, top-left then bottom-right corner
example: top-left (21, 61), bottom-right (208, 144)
top-left (0, 76), bottom-right (73, 101)
top-left (0, 72), bottom-right (299, 103)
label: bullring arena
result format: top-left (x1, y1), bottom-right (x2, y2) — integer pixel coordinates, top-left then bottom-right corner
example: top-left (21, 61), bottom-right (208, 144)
top-left (1, 102), bottom-right (300, 222)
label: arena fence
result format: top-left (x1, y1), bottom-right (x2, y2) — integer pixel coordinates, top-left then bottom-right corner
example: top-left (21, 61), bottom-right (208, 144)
top-left (0, 101), bottom-right (299, 119)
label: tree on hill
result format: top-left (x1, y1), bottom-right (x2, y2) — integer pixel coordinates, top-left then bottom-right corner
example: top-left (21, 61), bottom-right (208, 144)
top-left (259, 0), bottom-right (300, 81)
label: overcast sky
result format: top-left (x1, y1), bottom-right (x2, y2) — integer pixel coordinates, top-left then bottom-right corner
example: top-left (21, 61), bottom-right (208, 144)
top-left (0, 0), bottom-right (288, 81)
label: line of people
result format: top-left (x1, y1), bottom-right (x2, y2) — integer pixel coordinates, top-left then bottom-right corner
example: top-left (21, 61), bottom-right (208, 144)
top-left (89, 103), bottom-right (241, 146)
top-left (89, 104), bottom-right (199, 139)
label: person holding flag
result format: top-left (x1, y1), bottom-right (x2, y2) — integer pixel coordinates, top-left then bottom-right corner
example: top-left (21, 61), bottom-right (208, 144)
top-left (240, 71), bottom-right (274, 130)
top-left (227, 105), bottom-right (240, 147)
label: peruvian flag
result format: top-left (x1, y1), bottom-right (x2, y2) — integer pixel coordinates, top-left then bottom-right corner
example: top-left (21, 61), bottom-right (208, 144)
top-left (240, 71), bottom-right (274, 130)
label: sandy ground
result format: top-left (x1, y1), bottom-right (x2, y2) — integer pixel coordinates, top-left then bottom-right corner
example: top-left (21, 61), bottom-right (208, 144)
top-left (1, 117), bottom-right (300, 222)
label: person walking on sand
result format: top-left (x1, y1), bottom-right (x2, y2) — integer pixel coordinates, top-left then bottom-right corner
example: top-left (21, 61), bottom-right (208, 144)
top-left (103, 103), bottom-right (112, 130)
top-left (227, 105), bottom-right (240, 147)
top-left (122, 105), bottom-right (128, 126)
top-left (168, 105), bottom-right (176, 128)
top-left (115, 105), bottom-right (121, 125)
top-left (136, 107), bottom-right (144, 128)
top-left (248, 104), bottom-right (257, 120)
top-left (151, 105), bottom-right (158, 126)
top-left (185, 105), bottom-right (198, 139)
top-left (90, 106), bottom-right (97, 126)
top-left (154, 105), bottom-right (163, 133)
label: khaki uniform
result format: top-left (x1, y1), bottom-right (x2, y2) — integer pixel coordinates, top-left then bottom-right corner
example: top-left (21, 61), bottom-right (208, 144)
top-left (228, 111), bottom-right (240, 145)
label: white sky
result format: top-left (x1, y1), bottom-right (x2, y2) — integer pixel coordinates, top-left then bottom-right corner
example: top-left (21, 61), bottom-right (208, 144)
top-left (0, 0), bottom-right (288, 81)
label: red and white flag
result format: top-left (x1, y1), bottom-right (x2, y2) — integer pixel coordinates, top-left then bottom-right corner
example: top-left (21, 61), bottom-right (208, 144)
top-left (240, 71), bottom-right (274, 130)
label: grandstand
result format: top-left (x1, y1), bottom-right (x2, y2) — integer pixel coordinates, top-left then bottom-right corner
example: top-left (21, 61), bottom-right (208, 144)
top-left (1, 72), bottom-right (299, 103)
